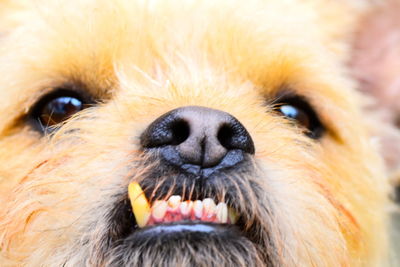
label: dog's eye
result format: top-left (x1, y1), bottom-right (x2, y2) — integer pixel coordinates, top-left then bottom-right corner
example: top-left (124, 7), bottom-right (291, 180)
top-left (275, 96), bottom-right (324, 138)
top-left (32, 89), bottom-right (88, 128)
top-left (39, 97), bottom-right (83, 126)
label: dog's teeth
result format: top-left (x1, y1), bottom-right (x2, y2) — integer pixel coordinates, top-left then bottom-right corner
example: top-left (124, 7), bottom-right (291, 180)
top-left (202, 198), bottom-right (216, 219)
top-left (168, 195), bottom-right (181, 210)
top-left (203, 198), bottom-right (216, 210)
top-left (228, 208), bottom-right (238, 224)
top-left (152, 200), bottom-right (168, 221)
top-left (136, 193), bottom-right (236, 226)
top-left (180, 201), bottom-right (193, 217)
top-left (193, 200), bottom-right (203, 219)
top-left (128, 182), bottom-right (151, 227)
top-left (216, 203), bottom-right (228, 223)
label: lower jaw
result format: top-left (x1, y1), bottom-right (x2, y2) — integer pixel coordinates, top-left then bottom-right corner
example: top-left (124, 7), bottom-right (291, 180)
top-left (125, 222), bottom-right (244, 247)
top-left (105, 222), bottom-right (270, 266)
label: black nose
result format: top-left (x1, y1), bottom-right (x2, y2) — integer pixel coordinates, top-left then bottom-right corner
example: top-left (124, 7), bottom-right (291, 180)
top-left (141, 106), bottom-right (255, 169)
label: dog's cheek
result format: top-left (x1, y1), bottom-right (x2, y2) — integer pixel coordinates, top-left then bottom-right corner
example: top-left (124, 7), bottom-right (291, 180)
top-left (254, 116), bottom-right (387, 266)
top-left (0, 135), bottom-right (134, 265)
top-left (250, 125), bottom-right (349, 265)
top-left (0, 129), bottom-right (46, 195)
top-left (0, 114), bottom-right (130, 264)
top-left (253, 160), bottom-right (348, 266)
top-left (314, 142), bottom-right (386, 266)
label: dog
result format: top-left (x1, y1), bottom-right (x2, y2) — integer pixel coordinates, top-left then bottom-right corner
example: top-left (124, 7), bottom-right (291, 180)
top-left (0, 0), bottom-right (390, 266)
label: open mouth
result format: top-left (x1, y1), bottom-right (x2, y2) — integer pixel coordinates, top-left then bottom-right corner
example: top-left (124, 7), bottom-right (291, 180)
top-left (102, 172), bottom-right (275, 266)
top-left (100, 149), bottom-right (275, 265)
top-left (128, 182), bottom-right (238, 229)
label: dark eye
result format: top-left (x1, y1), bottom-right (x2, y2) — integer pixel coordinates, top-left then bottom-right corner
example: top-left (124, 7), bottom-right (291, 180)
top-left (275, 95), bottom-right (324, 139)
top-left (31, 89), bottom-right (89, 129)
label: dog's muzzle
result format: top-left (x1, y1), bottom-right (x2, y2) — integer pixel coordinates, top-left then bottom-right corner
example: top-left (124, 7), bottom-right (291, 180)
top-left (129, 106), bottom-right (254, 227)
top-left (102, 106), bottom-right (273, 265)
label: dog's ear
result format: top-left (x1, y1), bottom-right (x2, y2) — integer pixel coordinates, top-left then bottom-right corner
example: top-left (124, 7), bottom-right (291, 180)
top-left (351, 0), bottom-right (400, 198)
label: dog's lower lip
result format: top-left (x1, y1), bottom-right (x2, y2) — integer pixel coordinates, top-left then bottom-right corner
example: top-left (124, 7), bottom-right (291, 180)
top-left (131, 222), bottom-right (238, 237)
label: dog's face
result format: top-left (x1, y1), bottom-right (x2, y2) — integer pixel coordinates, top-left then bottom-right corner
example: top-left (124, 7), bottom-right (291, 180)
top-left (0, 0), bottom-right (388, 266)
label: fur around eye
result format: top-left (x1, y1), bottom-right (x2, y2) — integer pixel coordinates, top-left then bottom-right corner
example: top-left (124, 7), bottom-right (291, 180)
top-left (275, 95), bottom-right (324, 139)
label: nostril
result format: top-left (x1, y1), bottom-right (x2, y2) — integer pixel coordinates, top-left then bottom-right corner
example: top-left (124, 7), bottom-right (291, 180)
top-left (170, 119), bottom-right (190, 145)
top-left (217, 120), bottom-right (255, 154)
top-left (217, 124), bottom-right (234, 149)
top-left (140, 112), bottom-right (190, 148)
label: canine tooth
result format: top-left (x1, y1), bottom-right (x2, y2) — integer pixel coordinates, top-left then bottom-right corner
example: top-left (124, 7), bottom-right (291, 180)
top-left (216, 203), bottom-right (228, 223)
top-left (128, 182), bottom-right (151, 227)
top-left (193, 200), bottom-right (203, 219)
top-left (203, 198), bottom-right (216, 216)
top-left (152, 201), bottom-right (168, 221)
top-left (180, 201), bottom-right (193, 217)
top-left (228, 208), bottom-right (238, 224)
top-left (168, 195), bottom-right (181, 210)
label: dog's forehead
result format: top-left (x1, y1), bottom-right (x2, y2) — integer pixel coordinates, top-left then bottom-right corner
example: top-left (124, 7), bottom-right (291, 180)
top-left (3, 0), bottom-right (345, 85)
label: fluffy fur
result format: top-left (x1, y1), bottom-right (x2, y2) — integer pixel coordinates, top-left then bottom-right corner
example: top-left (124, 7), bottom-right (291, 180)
top-left (0, 0), bottom-right (389, 266)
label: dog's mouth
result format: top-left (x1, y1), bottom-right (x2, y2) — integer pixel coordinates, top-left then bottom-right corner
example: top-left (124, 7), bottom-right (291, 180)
top-left (128, 182), bottom-right (238, 229)
top-left (101, 158), bottom-right (275, 266)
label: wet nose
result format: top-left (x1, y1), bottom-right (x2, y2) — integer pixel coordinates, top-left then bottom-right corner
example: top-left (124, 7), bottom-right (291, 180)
top-left (140, 106), bottom-right (255, 169)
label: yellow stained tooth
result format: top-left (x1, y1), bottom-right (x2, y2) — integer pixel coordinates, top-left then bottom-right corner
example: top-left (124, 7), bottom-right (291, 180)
top-left (228, 208), bottom-right (238, 224)
top-left (128, 182), bottom-right (151, 227)
top-left (168, 195), bottom-right (181, 209)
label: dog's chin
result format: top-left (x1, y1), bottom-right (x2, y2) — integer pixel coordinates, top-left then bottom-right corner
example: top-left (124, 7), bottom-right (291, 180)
top-left (105, 222), bottom-right (267, 266)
